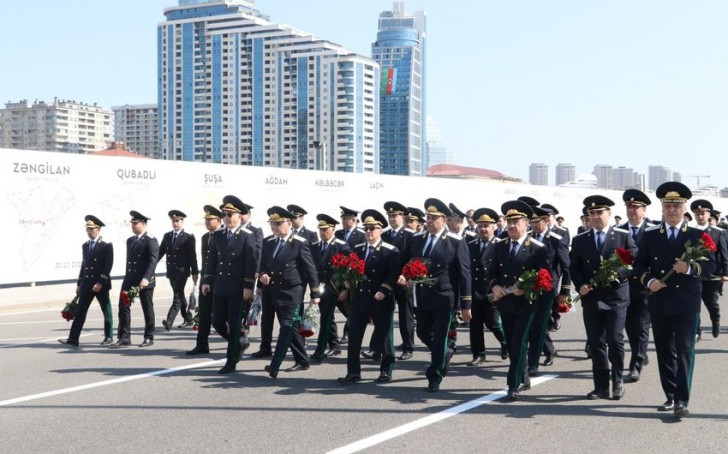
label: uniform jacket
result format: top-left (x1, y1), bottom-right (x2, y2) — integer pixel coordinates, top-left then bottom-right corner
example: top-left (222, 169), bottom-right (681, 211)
top-left (617, 221), bottom-right (650, 301)
top-left (633, 222), bottom-right (716, 315)
top-left (530, 229), bottom-right (572, 296)
top-left (122, 232), bottom-right (159, 290)
top-left (245, 222), bottom-right (264, 270)
top-left (551, 224), bottom-right (571, 248)
top-left (159, 230), bottom-right (199, 278)
top-left (310, 237), bottom-right (350, 294)
top-left (203, 225), bottom-right (257, 297)
top-left (467, 236), bottom-right (501, 301)
top-left (336, 227), bottom-right (366, 249)
top-left (77, 237), bottom-right (114, 293)
top-left (410, 230), bottom-right (472, 311)
top-left (350, 240), bottom-right (401, 311)
top-left (257, 234), bottom-right (320, 306)
top-left (294, 226), bottom-right (319, 245)
top-left (488, 236), bottom-right (550, 315)
top-left (381, 226), bottom-right (414, 266)
top-left (699, 225), bottom-right (728, 280)
top-left (569, 226), bottom-right (636, 310)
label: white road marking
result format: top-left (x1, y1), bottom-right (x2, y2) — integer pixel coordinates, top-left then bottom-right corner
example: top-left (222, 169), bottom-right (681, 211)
top-left (328, 374), bottom-right (558, 454)
top-left (0, 318), bottom-right (111, 326)
top-left (0, 334), bottom-right (96, 342)
top-left (0, 359), bottom-right (225, 407)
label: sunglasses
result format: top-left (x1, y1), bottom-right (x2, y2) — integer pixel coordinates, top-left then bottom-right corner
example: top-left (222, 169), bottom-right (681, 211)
top-left (223, 212), bottom-right (236, 218)
top-left (363, 226), bottom-right (380, 232)
top-left (269, 221), bottom-right (285, 226)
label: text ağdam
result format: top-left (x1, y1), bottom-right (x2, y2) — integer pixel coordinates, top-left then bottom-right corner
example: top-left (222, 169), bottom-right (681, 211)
top-left (117, 168), bottom-right (157, 180)
top-left (13, 162), bottom-right (70, 175)
top-left (265, 176), bottom-right (288, 185)
top-left (315, 179), bottom-right (344, 188)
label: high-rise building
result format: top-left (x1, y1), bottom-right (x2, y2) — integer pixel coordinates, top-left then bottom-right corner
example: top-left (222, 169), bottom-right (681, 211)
top-left (372, 1), bottom-right (426, 176)
top-left (112, 104), bottom-right (159, 158)
top-left (648, 165), bottom-right (679, 190)
top-left (158, 0), bottom-right (379, 172)
top-left (425, 116), bottom-right (452, 166)
top-left (612, 166), bottom-right (642, 190)
top-left (529, 163), bottom-right (548, 186)
top-left (555, 163), bottom-right (575, 186)
top-left (592, 164), bottom-right (613, 189)
top-left (0, 99), bottom-right (112, 154)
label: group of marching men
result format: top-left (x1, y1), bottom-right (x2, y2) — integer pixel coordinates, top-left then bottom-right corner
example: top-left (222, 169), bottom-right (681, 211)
top-left (59, 181), bottom-right (725, 417)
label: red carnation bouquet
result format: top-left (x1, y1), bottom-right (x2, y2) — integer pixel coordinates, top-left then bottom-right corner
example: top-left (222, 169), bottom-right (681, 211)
top-left (292, 303), bottom-right (319, 338)
top-left (652, 231), bottom-right (717, 291)
top-left (489, 268), bottom-right (553, 303)
top-left (573, 247), bottom-right (634, 303)
top-left (402, 258), bottom-right (435, 284)
top-left (120, 286), bottom-right (141, 306)
top-left (557, 300), bottom-right (572, 313)
top-left (330, 252), bottom-right (367, 290)
top-left (61, 295), bottom-right (79, 322)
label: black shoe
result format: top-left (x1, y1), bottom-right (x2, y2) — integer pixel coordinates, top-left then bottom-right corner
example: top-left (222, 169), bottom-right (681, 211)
top-left (57, 338), bottom-right (79, 347)
top-left (625, 368), bottom-right (640, 382)
top-left (500, 343), bottom-right (509, 360)
top-left (376, 373), bottom-right (392, 384)
top-left (528, 366), bottom-right (539, 377)
top-left (519, 381), bottom-right (531, 391)
top-left (658, 399), bottom-right (675, 411)
top-left (585, 344), bottom-right (592, 359)
top-left (426, 381), bottom-right (440, 393)
top-left (324, 347), bottom-right (342, 357)
top-left (110, 339), bottom-right (131, 348)
top-left (361, 350), bottom-right (375, 359)
top-left (543, 352), bottom-right (555, 367)
top-left (586, 389), bottom-right (610, 400)
top-left (506, 388), bottom-right (520, 401)
top-left (712, 321), bottom-right (720, 338)
top-left (219, 363), bottom-right (236, 374)
top-left (264, 365), bottom-right (278, 379)
top-left (178, 320), bottom-right (194, 328)
top-left (139, 338), bottom-right (154, 347)
top-left (340, 335), bottom-right (348, 345)
top-left (396, 343), bottom-right (405, 351)
top-left (674, 402), bottom-right (689, 418)
top-left (186, 346), bottom-right (209, 355)
top-left (467, 356), bottom-right (485, 367)
top-left (399, 351), bottom-right (413, 360)
top-left (251, 349), bottom-right (273, 359)
top-left (612, 381), bottom-right (625, 400)
top-left (337, 374), bottom-right (361, 385)
top-left (644, 357), bottom-right (649, 367)
top-left (443, 350), bottom-right (454, 377)
top-left (696, 331), bottom-right (702, 342)
top-left (285, 363), bottom-right (310, 372)
top-left (238, 338), bottom-right (250, 360)
top-left (310, 353), bottom-right (324, 364)
top-left (162, 320), bottom-right (172, 331)
top-left (99, 337), bottom-right (113, 346)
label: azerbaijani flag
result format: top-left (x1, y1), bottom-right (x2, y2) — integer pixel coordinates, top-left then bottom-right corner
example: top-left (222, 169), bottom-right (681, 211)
top-left (381, 67), bottom-right (397, 96)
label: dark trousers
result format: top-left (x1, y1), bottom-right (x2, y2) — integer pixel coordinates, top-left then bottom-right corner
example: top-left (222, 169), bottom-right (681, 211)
top-left (69, 290), bottom-right (112, 342)
top-left (269, 303), bottom-right (309, 371)
top-left (314, 290), bottom-right (341, 356)
top-left (118, 287), bottom-right (155, 340)
top-left (212, 294), bottom-right (249, 366)
top-left (651, 311), bottom-right (699, 405)
top-left (469, 298), bottom-right (506, 358)
top-left (258, 292), bottom-right (275, 352)
top-left (583, 305), bottom-right (626, 391)
top-left (165, 274), bottom-right (192, 325)
top-left (501, 311), bottom-right (534, 390)
top-left (347, 304), bottom-right (396, 377)
top-left (699, 281), bottom-right (722, 331)
top-left (396, 289), bottom-right (415, 352)
top-left (528, 293), bottom-right (555, 369)
top-left (416, 308), bottom-right (452, 385)
top-left (337, 299), bottom-right (350, 339)
top-left (193, 285), bottom-right (214, 349)
top-left (625, 293), bottom-right (650, 371)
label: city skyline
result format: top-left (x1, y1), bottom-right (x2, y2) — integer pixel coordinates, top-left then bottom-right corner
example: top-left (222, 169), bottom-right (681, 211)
top-left (2, 1), bottom-right (728, 188)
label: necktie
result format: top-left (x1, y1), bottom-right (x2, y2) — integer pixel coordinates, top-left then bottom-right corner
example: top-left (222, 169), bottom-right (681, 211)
top-left (631, 227), bottom-right (638, 240)
top-left (321, 241), bottom-right (328, 255)
top-left (132, 236), bottom-right (140, 248)
top-left (509, 241), bottom-right (518, 260)
top-left (273, 238), bottom-right (285, 258)
top-left (596, 231), bottom-right (604, 251)
top-left (293, 229), bottom-right (299, 236)
top-left (89, 241), bottom-right (95, 252)
top-left (423, 234), bottom-right (436, 257)
top-left (669, 227), bottom-right (677, 243)
top-left (365, 245), bottom-right (375, 261)
top-left (344, 230), bottom-right (351, 241)
top-left (227, 229), bottom-right (233, 241)
top-left (480, 241), bottom-right (486, 253)
top-left (172, 232), bottom-right (178, 245)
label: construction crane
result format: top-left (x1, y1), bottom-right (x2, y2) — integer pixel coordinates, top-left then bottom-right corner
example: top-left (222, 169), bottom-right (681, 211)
top-left (691, 175), bottom-right (710, 187)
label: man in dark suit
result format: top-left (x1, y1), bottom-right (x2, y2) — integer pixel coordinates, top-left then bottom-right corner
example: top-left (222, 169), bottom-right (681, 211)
top-left (527, 206), bottom-right (571, 376)
top-left (633, 182), bottom-right (716, 417)
top-left (338, 209), bottom-right (401, 384)
top-left (59, 215), bottom-right (114, 347)
top-left (618, 189), bottom-right (653, 382)
top-left (336, 206), bottom-right (366, 249)
top-left (489, 201), bottom-right (550, 401)
top-left (112, 211), bottom-right (160, 348)
top-left (495, 215), bottom-right (508, 239)
top-left (288, 204), bottom-right (319, 244)
top-left (186, 205), bottom-right (222, 355)
top-left (310, 214), bottom-right (350, 362)
top-left (466, 208), bottom-right (507, 366)
top-left (576, 207), bottom-right (591, 235)
top-left (159, 210), bottom-right (199, 331)
top-left (690, 199), bottom-right (728, 339)
top-left (258, 206), bottom-right (320, 378)
top-left (542, 203), bottom-right (571, 248)
top-left (409, 198), bottom-right (472, 393)
top-left (570, 196), bottom-right (636, 401)
top-left (201, 196), bottom-right (257, 373)
top-left (405, 207), bottom-right (425, 234)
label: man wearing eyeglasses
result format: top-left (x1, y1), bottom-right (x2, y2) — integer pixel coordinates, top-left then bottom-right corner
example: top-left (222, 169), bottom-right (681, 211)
top-left (59, 215), bottom-right (114, 347)
top-left (201, 195), bottom-right (257, 374)
top-left (259, 206), bottom-right (320, 379)
top-left (159, 210), bottom-right (199, 331)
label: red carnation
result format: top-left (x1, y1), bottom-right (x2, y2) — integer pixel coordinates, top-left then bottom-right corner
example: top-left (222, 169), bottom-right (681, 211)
top-left (701, 232), bottom-right (717, 252)
top-left (615, 247), bottom-right (634, 266)
top-left (557, 302), bottom-right (571, 313)
top-left (120, 290), bottom-right (130, 306)
top-left (535, 268), bottom-right (553, 293)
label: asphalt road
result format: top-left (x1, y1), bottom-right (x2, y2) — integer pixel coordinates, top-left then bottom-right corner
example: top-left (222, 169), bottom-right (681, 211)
top-left (1, 289), bottom-right (727, 453)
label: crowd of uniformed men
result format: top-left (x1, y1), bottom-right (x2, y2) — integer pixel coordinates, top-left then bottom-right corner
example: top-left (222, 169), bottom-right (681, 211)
top-left (59, 181), bottom-right (727, 418)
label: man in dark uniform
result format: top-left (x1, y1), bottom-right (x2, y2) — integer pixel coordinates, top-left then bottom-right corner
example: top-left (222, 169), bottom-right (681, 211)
top-left (336, 206), bottom-right (366, 249)
top-left (409, 198), bottom-right (472, 393)
top-left (448, 203), bottom-right (477, 240)
top-left (489, 201), bottom-right (550, 401)
top-left (464, 209), bottom-right (477, 234)
top-left (288, 204), bottom-right (319, 244)
top-left (690, 199), bottom-right (728, 339)
top-left (159, 210), bottom-right (199, 331)
top-left (258, 206), bottom-right (320, 378)
top-left (112, 211), bottom-right (159, 348)
top-left (570, 196), bottom-right (636, 400)
top-left (186, 205), bottom-right (222, 355)
top-left (542, 203), bottom-right (571, 247)
top-left (310, 214), bottom-right (350, 362)
top-left (406, 207), bottom-right (425, 234)
top-left (527, 205), bottom-right (571, 376)
top-left (633, 182), bottom-right (716, 417)
top-left (338, 209), bottom-right (401, 384)
top-left (466, 208), bottom-right (508, 366)
top-left (59, 215), bottom-right (114, 346)
top-left (201, 196), bottom-right (257, 374)
top-left (618, 189), bottom-right (653, 382)
top-left (495, 215), bottom-right (508, 239)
